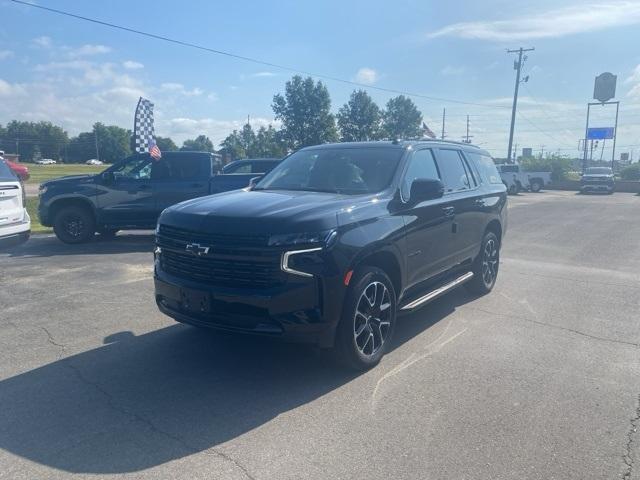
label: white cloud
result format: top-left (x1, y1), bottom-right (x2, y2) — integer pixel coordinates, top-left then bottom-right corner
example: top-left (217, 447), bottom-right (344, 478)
top-left (160, 82), bottom-right (203, 96)
top-left (250, 71), bottom-right (277, 77)
top-left (68, 44), bottom-right (112, 57)
top-left (123, 60), bottom-right (144, 70)
top-left (440, 65), bottom-right (465, 76)
top-left (626, 64), bottom-right (640, 99)
top-left (427, 2), bottom-right (640, 41)
top-left (32, 36), bottom-right (52, 48)
top-left (0, 50), bottom-right (14, 60)
top-left (354, 67), bottom-right (378, 85)
top-left (0, 78), bottom-right (27, 97)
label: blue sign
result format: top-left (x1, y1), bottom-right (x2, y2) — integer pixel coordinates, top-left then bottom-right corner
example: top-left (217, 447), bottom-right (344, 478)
top-left (587, 127), bottom-right (614, 140)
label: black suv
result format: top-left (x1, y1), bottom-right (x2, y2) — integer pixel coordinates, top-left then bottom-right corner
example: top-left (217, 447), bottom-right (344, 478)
top-left (154, 141), bottom-right (507, 369)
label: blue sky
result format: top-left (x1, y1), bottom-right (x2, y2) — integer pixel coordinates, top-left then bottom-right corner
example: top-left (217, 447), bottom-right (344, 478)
top-left (1, 0), bottom-right (640, 158)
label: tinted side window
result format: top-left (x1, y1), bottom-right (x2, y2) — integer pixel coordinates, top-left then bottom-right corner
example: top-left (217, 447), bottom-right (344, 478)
top-left (252, 162), bottom-right (277, 174)
top-left (0, 159), bottom-right (17, 181)
top-left (401, 149), bottom-right (439, 201)
top-left (151, 154), bottom-right (207, 180)
top-left (112, 154), bottom-right (152, 180)
top-left (436, 149), bottom-right (470, 192)
top-left (467, 152), bottom-right (502, 184)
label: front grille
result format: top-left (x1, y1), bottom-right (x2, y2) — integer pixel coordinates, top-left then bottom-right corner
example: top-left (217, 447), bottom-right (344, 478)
top-left (157, 225), bottom-right (283, 289)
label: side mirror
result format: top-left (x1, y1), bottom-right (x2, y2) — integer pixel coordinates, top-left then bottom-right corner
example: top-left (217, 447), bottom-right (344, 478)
top-left (409, 178), bottom-right (445, 203)
top-left (247, 176), bottom-right (262, 190)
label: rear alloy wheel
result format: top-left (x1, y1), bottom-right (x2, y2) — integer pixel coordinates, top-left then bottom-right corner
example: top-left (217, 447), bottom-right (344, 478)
top-left (334, 266), bottom-right (396, 370)
top-left (466, 231), bottom-right (500, 295)
top-left (53, 206), bottom-right (95, 244)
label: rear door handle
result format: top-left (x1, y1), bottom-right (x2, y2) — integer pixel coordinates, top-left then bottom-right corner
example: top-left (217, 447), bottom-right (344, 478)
top-left (442, 206), bottom-right (455, 217)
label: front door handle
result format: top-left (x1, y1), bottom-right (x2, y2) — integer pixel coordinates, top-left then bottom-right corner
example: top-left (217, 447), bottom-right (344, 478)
top-left (442, 206), bottom-right (455, 217)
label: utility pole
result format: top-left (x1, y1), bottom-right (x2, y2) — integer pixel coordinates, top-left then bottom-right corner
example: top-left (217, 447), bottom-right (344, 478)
top-left (15, 138), bottom-right (19, 156)
top-left (462, 115), bottom-right (473, 143)
top-left (507, 47), bottom-right (534, 163)
top-left (94, 127), bottom-right (100, 161)
top-left (540, 145), bottom-right (545, 158)
top-left (441, 108), bottom-right (446, 139)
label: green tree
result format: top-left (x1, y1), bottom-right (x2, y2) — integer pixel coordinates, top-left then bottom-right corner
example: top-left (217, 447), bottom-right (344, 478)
top-left (0, 120), bottom-right (69, 162)
top-left (32, 145), bottom-right (42, 162)
top-left (382, 95), bottom-right (422, 139)
top-left (93, 123), bottom-right (132, 164)
top-left (272, 75), bottom-right (337, 149)
top-left (337, 90), bottom-right (382, 142)
top-left (219, 130), bottom-right (246, 160)
top-left (620, 163), bottom-right (640, 180)
top-left (155, 136), bottom-right (178, 151)
top-left (181, 135), bottom-right (214, 152)
top-left (67, 132), bottom-right (96, 163)
top-left (253, 125), bottom-right (287, 157)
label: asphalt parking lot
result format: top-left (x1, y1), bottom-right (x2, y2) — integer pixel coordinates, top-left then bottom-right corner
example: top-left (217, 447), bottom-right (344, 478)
top-left (1, 190), bottom-right (639, 480)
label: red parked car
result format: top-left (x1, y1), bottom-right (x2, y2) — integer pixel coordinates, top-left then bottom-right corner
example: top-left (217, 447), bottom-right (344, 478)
top-left (4, 159), bottom-right (30, 181)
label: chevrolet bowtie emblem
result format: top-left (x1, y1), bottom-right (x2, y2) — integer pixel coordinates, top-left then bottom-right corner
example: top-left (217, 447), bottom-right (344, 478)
top-left (185, 243), bottom-right (210, 256)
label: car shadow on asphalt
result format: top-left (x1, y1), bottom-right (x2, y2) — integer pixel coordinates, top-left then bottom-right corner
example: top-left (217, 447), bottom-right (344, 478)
top-left (2, 233), bottom-right (155, 258)
top-left (0, 289), bottom-right (474, 474)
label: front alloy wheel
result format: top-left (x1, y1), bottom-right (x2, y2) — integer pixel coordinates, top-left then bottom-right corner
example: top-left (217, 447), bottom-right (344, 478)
top-left (335, 266), bottom-right (396, 370)
top-left (354, 282), bottom-right (392, 357)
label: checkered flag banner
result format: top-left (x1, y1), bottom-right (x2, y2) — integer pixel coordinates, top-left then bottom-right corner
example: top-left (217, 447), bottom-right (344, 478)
top-left (134, 97), bottom-right (157, 154)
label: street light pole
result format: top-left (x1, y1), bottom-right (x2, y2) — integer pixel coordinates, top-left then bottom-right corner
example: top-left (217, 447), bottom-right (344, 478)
top-left (507, 47), bottom-right (534, 163)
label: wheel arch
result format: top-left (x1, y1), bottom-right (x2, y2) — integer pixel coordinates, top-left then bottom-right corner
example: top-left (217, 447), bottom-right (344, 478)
top-left (354, 248), bottom-right (402, 299)
top-left (49, 196), bottom-right (97, 223)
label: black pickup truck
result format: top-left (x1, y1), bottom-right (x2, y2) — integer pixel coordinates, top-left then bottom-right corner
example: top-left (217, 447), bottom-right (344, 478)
top-left (154, 140), bottom-right (507, 369)
top-left (38, 151), bottom-right (279, 243)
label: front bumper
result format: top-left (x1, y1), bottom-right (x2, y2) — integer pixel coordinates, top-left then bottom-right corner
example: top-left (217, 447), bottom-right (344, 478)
top-left (154, 260), bottom-right (344, 347)
top-left (581, 183), bottom-right (614, 192)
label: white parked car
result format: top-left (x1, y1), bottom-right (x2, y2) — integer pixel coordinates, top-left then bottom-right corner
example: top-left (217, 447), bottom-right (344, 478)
top-left (36, 159), bottom-right (57, 165)
top-left (0, 160), bottom-right (30, 249)
top-left (497, 164), bottom-right (552, 194)
top-left (85, 159), bottom-right (104, 165)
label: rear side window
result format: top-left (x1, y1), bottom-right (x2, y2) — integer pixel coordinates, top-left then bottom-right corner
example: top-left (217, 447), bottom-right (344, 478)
top-left (153, 154), bottom-right (208, 180)
top-left (0, 160), bottom-right (17, 181)
top-left (467, 152), bottom-right (502, 184)
top-left (252, 161), bottom-right (278, 174)
top-left (435, 149), bottom-right (470, 193)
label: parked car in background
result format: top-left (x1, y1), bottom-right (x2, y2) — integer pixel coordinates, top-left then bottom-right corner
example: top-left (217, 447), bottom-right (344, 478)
top-left (36, 159), bottom-right (57, 165)
top-left (497, 164), bottom-right (552, 193)
top-left (86, 159), bottom-right (104, 165)
top-left (39, 151), bottom-right (231, 243)
top-left (0, 159), bottom-right (30, 249)
top-left (580, 167), bottom-right (615, 194)
top-left (4, 159), bottom-right (30, 181)
top-left (154, 140), bottom-right (507, 370)
top-left (210, 157), bottom-right (282, 194)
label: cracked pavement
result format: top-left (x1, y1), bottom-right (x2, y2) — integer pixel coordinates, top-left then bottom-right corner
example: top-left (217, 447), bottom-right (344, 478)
top-left (0, 190), bottom-right (639, 479)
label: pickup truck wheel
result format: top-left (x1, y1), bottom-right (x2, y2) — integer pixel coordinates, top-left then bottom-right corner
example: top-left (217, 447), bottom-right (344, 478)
top-left (530, 180), bottom-right (542, 193)
top-left (334, 266), bottom-right (396, 370)
top-left (466, 231), bottom-right (500, 295)
top-left (53, 206), bottom-right (95, 244)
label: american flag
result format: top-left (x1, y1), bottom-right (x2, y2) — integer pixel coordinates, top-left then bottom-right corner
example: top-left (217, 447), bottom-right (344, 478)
top-left (149, 137), bottom-right (162, 160)
top-left (422, 122), bottom-right (436, 139)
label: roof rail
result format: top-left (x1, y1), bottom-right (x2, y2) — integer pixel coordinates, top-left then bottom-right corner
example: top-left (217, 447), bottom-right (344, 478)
top-left (410, 138), bottom-right (481, 148)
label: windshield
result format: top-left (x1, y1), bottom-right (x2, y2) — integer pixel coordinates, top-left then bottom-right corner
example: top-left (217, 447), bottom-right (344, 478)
top-left (255, 147), bottom-right (403, 194)
top-left (585, 167), bottom-right (613, 175)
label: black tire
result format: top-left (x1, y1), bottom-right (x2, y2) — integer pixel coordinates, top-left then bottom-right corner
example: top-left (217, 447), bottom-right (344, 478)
top-left (465, 231), bottom-right (500, 295)
top-left (333, 266), bottom-right (397, 370)
top-left (53, 205), bottom-right (96, 244)
top-left (530, 180), bottom-right (542, 193)
top-left (507, 184), bottom-right (518, 195)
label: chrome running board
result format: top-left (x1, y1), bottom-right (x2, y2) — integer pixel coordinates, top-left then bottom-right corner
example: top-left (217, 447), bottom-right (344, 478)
top-left (400, 271), bottom-right (474, 311)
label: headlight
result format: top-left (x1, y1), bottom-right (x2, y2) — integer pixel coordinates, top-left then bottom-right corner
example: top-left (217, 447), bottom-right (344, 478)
top-left (281, 247), bottom-right (324, 277)
top-left (269, 229), bottom-right (336, 247)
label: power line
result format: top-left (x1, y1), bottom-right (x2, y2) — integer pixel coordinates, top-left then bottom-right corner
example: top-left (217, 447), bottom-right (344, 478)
top-left (10, 0), bottom-right (511, 110)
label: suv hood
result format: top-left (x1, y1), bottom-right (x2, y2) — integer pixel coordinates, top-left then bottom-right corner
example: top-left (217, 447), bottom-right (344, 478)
top-left (160, 189), bottom-right (375, 235)
top-left (42, 174), bottom-right (96, 187)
